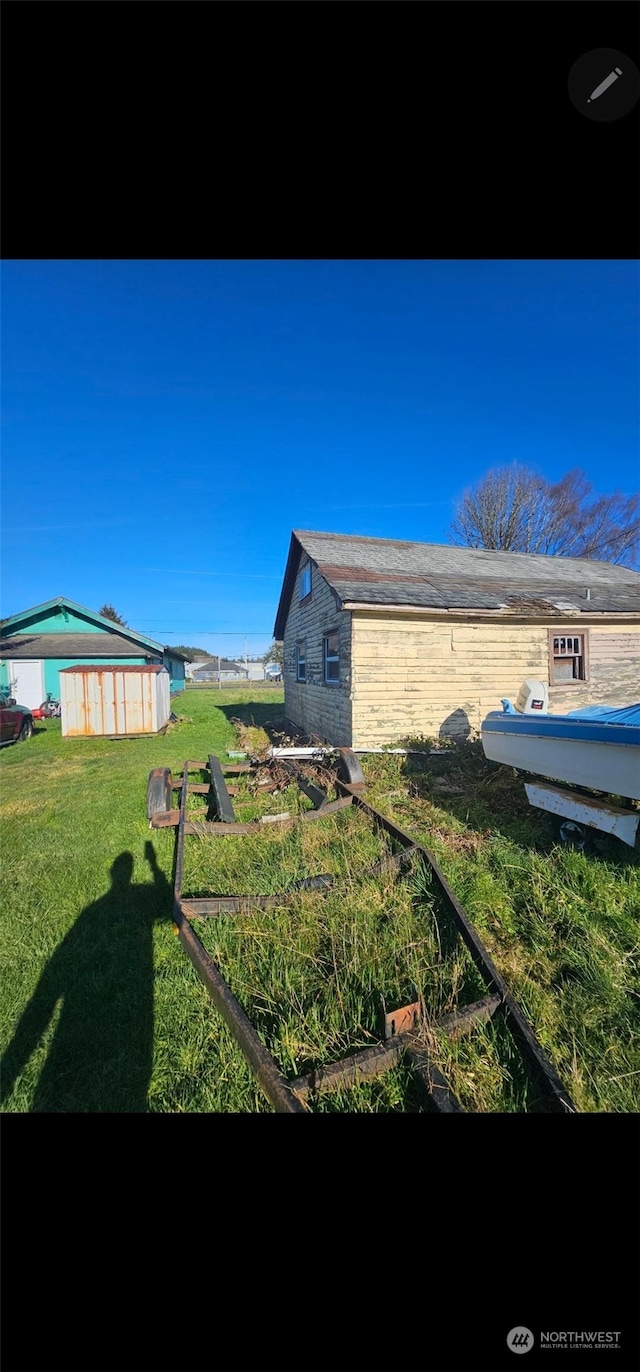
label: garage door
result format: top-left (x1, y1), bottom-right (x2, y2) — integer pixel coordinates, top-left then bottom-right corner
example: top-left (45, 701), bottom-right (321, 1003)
top-left (8, 660), bottom-right (44, 709)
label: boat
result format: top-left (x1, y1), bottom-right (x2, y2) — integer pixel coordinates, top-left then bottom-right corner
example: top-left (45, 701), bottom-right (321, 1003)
top-left (481, 680), bottom-right (640, 845)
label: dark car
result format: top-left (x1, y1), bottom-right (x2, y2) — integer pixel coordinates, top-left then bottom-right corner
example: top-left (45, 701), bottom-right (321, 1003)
top-left (0, 692), bottom-right (34, 746)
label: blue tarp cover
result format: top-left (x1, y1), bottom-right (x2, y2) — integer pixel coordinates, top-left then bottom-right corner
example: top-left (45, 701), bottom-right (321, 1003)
top-left (565, 703), bottom-right (640, 728)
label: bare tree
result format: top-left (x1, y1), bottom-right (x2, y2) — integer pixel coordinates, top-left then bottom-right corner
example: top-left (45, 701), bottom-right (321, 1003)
top-left (449, 465), bottom-right (640, 567)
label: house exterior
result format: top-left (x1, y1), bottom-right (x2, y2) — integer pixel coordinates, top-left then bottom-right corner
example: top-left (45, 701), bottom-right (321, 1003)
top-left (190, 658), bottom-right (248, 683)
top-left (273, 530), bottom-right (640, 748)
top-left (0, 597), bottom-right (187, 709)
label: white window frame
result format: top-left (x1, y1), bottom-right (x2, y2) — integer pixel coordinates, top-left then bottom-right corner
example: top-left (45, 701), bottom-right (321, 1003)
top-left (323, 631), bottom-right (340, 684)
top-left (299, 563), bottom-right (311, 601)
top-left (296, 642), bottom-right (307, 682)
top-left (548, 629), bottom-right (589, 685)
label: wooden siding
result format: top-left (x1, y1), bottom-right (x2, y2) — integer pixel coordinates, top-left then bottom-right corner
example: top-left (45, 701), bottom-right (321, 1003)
top-left (582, 626), bottom-right (640, 709)
top-left (350, 614), bottom-right (640, 748)
top-left (282, 560), bottom-right (352, 744)
top-left (9, 606), bottom-right (109, 635)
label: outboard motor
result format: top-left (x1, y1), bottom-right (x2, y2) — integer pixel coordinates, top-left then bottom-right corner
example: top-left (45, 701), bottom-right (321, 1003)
top-left (514, 679), bottom-right (548, 714)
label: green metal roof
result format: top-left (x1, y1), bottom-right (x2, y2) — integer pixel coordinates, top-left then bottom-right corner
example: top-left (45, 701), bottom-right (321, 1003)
top-left (0, 596), bottom-right (187, 658)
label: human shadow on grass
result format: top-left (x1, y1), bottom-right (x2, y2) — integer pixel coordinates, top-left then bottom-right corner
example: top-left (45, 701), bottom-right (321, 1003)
top-left (1, 842), bottom-right (172, 1112)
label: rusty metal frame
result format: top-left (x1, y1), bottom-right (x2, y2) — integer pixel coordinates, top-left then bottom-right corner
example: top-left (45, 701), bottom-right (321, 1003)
top-left (171, 760), bottom-right (308, 1113)
top-left (161, 753), bottom-right (576, 1114)
top-left (336, 783), bottom-right (575, 1113)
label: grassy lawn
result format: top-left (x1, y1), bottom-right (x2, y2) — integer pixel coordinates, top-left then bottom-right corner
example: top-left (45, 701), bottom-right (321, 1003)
top-left (1, 687), bottom-right (638, 1112)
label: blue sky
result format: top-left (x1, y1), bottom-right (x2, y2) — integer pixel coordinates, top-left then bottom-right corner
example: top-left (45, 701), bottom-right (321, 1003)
top-left (2, 260), bottom-right (638, 659)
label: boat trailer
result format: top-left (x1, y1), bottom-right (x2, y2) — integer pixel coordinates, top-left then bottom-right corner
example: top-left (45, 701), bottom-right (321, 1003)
top-left (147, 748), bottom-right (576, 1114)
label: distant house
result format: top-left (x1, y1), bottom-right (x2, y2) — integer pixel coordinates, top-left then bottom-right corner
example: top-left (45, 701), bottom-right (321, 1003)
top-left (0, 597), bottom-right (187, 708)
top-left (191, 658), bottom-right (248, 683)
top-left (273, 530), bottom-right (640, 748)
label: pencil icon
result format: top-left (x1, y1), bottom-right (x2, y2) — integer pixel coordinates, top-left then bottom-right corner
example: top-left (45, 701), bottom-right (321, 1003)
top-left (587, 67), bottom-right (622, 102)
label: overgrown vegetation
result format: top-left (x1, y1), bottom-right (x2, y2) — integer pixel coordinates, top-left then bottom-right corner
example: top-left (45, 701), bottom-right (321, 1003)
top-left (1, 690), bottom-right (638, 1112)
top-left (361, 745), bottom-right (640, 1112)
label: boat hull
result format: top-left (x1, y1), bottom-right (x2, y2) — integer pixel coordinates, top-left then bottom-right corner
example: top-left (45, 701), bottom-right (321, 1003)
top-left (481, 714), bottom-right (640, 801)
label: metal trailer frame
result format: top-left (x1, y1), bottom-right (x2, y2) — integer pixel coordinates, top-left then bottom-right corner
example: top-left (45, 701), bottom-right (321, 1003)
top-left (523, 779), bottom-right (640, 848)
top-left (148, 750), bottom-right (576, 1115)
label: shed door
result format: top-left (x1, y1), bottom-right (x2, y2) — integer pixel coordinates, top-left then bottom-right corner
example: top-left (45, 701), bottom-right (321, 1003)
top-left (8, 660), bottom-right (44, 709)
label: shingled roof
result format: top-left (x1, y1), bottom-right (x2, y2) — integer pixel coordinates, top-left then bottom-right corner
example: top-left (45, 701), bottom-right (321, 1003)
top-left (192, 658), bottom-right (245, 673)
top-left (274, 530), bottom-right (640, 636)
top-left (0, 632), bottom-right (162, 660)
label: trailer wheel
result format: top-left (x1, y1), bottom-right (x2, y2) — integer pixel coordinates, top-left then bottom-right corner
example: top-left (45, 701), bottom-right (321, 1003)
top-left (336, 748), bottom-right (365, 788)
top-left (147, 767), bottom-right (173, 820)
top-left (559, 820), bottom-right (586, 850)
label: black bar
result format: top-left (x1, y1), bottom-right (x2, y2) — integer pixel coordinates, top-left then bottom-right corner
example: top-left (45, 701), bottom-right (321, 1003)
top-left (176, 917), bottom-right (308, 1114)
top-left (290, 1038), bottom-right (406, 1101)
top-left (208, 754), bottom-right (237, 823)
top-left (180, 873), bottom-right (336, 918)
top-left (436, 993), bottom-right (503, 1039)
top-left (404, 1041), bottom-right (465, 1113)
top-left (172, 762), bottom-right (307, 1114)
top-left (279, 758), bottom-right (328, 809)
top-left (184, 796), bottom-right (354, 836)
top-left (347, 789), bottom-right (576, 1114)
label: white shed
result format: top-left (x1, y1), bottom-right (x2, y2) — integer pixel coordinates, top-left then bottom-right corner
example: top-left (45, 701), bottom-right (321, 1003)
top-left (59, 664), bottom-right (170, 737)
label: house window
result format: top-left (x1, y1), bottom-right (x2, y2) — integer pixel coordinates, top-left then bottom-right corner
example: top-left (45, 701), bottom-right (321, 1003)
top-left (323, 631), bottom-right (340, 683)
top-left (296, 642), bottom-right (306, 682)
top-left (299, 564), bottom-right (311, 601)
top-left (549, 630), bottom-right (588, 684)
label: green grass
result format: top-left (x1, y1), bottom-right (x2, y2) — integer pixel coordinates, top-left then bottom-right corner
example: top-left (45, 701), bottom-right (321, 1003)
top-left (361, 746), bottom-right (640, 1113)
top-left (2, 691), bottom-right (639, 1112)
top-left (0, 689), bottom-right (284, 1113)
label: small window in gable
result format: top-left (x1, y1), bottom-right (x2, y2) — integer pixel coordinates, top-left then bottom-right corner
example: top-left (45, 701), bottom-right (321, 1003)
top-left (299, 563), bottom-right (311, 601)
top-left (323, 631), bottom-right (340, 683)
top-left (296, 642), bottom-right (306, 682)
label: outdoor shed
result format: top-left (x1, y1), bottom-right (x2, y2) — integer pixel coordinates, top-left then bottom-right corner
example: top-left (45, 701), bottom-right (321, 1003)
top-left (0, 597), bottom-right (186, 708)
top-left (273, 530), bottom-right (640, 749)
top-left (59, 665), bottom-right (170, 737)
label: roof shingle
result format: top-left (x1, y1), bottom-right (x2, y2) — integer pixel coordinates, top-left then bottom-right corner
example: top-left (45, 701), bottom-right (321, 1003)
top-left (0, 633), bottom-right (161, 659)
top-left (274, 530), bottom-right (640, 635)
